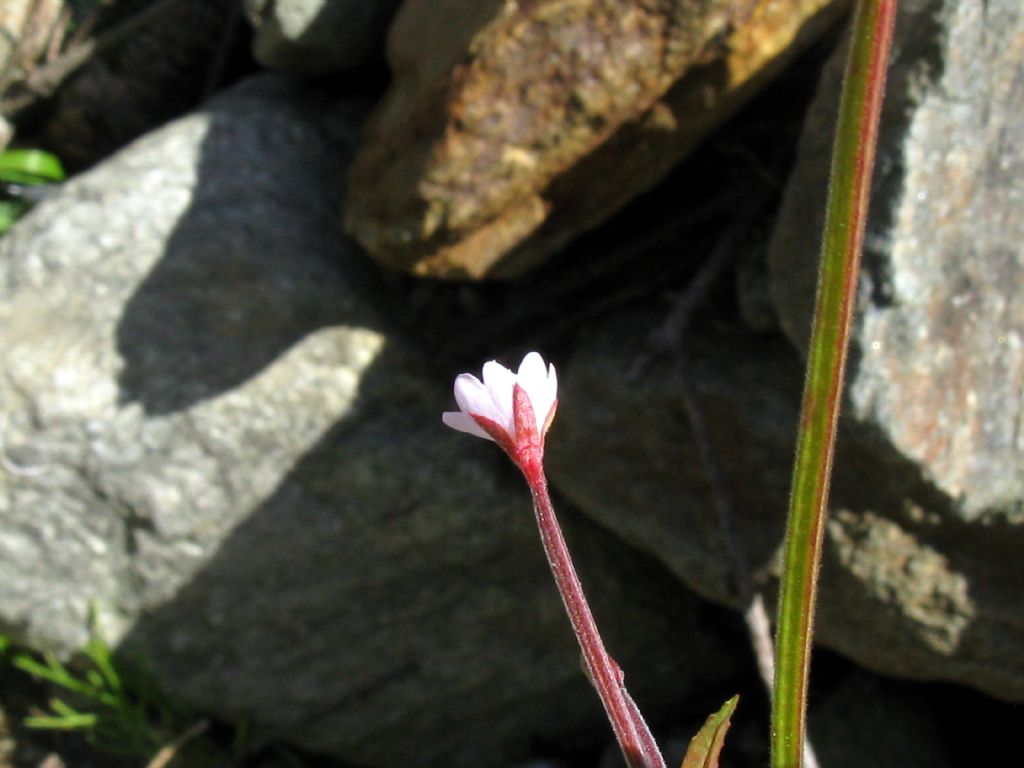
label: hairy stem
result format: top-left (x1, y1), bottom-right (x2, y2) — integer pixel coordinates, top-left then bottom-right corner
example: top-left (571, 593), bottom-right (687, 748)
top-left (771, 1), bottom-right (898, 766)
top-left (524, 461), bottom-right (665, 768)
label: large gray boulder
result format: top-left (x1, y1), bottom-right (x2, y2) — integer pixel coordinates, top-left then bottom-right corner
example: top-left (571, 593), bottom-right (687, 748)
top-left (548, 0), bottom-right (1024, 702)
top-left (0, 75), bottom-right (740, 767)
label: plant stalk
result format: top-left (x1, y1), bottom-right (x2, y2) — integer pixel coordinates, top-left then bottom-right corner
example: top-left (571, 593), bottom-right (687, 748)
top-left (524, 459), bottom-right (665, 768)
top-left (771, 1), bottom-right (898, 766)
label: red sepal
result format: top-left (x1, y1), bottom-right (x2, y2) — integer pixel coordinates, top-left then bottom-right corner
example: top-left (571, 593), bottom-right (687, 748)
top-left (469, 412), bottom-right (517, 461)
top-left (513, 383), bottom-right (544, 477)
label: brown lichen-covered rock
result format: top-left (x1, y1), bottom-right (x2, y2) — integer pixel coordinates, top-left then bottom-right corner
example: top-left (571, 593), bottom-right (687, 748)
top-left (345, 0), bottom-right (847, 279)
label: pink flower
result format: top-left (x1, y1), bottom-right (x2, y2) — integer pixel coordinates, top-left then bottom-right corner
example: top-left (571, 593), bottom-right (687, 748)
top-left (442, 352), bottom-right (664, 768)
top-left (442, 352), bottom-right (558, 472)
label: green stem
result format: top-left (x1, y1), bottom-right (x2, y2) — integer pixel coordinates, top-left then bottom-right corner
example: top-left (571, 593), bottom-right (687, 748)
top-left (771, 2), bottom-right (897, 767)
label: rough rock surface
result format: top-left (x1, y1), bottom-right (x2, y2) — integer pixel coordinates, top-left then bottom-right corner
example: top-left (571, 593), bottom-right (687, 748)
top-left (0, 0), bottom-right (63, 85)
top-left (548, 0), bottom-right (1024, 702)
top-left (36, 0), bottom-right (240, 170)
top-left (770, 0), bottom-right (1024, 520)
top-left (770, 0), bottom-right (1024, 693)
top-left (546, 316), bottom-right (801, 611)
top-left (345, 0), bottom-right (847, 279)
top-left (808, 668), bottom-right (955, 768)
top-left (244, 0), bottom-right (401, 74)
top-left (0, 76), bottom-right (743, 767)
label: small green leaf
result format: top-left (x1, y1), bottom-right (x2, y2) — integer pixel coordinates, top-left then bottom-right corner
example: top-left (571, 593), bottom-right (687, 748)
top-left (48, 697), bottom-right (86, 718)
top-left (0, 149), bottom-right (66, 185)
top-left (85, 637), bottom-right (122, 692)
top-left (25, 700), bottom-right (98, 730)
top-left (680, 695), bottom-right (738, 768)
top-left (0, 199), bottom-right (28, 232)
top-left (25, 713), bottom-right (98, 729)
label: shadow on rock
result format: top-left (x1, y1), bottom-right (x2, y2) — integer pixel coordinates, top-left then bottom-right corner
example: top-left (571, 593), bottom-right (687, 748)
top-left (99, 74), bottom-right (745, 768)
top-left (115, 77), bottom-right (387, 415)
top-left (117, 347), bottom-right (744, 766)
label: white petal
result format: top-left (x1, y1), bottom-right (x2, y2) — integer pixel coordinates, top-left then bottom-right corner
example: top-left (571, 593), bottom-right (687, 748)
top-left (442, 411), bottom-right (492, 440)
top-left (480, 360), bottom-right (516, 430)
top-left (444, 355), bottom-right (559, 446)
top-left (538, 362), bottom-right (558, 424)
top-left (517, 352), bottom-right (557, 428)
top-left (517, 352), bottom-right (547, 389)
top-left (453, 373), bottom-right (503, 425)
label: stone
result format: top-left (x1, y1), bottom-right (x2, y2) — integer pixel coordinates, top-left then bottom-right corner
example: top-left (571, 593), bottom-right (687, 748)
top-left (0, 73), bottom-right (372, 653)
top-left (0, 0), bottom-right (63, 80)
top-left (546, 301), bottom-right (1023, 705)
top-left (244, 0), bottom-right (402, 74)
top-left (769, 0), bottom-right (1024, 691)
top-left (34, 0), bottom-right (240, 170)
top-left (546, 0), bottom-right (1024, 702)
top-left (344, 0), bottom-right (848, 279)
top-left (545, 313), bottom-right (802, 612)
top-left (809, 667), bottom-right (955, 768)
top-left (0, 75), bottom-right (742, 767)
top-left (770, 0), bottom-right (1024, 521)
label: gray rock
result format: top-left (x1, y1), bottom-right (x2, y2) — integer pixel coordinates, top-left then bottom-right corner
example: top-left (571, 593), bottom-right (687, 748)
top-left (0, 71), bottom-right (372, 655)
top-left (548, 0), bottom-right (1024, 703)
top-left (546, 308), bottom-right (1022, 701)
top-left (37, 0), bottom-right (240, 169)
top-left (770, 0), bottom-right (1024, 692)
top-left (245, 0), bottom-right (401, 74)
top-left (546, 314), bottom-right (801, 611)
top-left (809, 668), bottom-right (955, 768)
top-left (771, 0), bottom-right (1024, 523)
top-left (0, 75), bottom-right (742, 767)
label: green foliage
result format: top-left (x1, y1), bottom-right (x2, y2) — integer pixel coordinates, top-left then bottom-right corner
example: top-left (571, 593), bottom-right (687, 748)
top-left (2, 610), bottom-right (238, 766)
top-left (680, 696), bottom-right (738, 768)
top-left (0, 148), bottom-right (66, 234)
top-left (0, 149), bottom-right (66, 185)
top-left (0, 199), bottom-right (29, 233)
top-left (13, 632), bottom-right (166, 754)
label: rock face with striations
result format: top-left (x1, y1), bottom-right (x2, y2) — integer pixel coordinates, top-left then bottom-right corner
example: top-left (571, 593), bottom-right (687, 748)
top-left (548, 0), bottom-right (1024, 702)
top-left (344, 0), bottom-right (848, 279)
top-left (0, 75), bottom-right (742, 767)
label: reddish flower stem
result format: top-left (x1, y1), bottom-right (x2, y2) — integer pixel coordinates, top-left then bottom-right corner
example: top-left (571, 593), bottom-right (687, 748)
top-left (522, 458), bottom-right (665, 768)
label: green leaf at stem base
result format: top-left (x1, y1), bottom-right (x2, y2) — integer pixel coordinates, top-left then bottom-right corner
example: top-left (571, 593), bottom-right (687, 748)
top-left (680, 695), bottom-right (738, 768)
